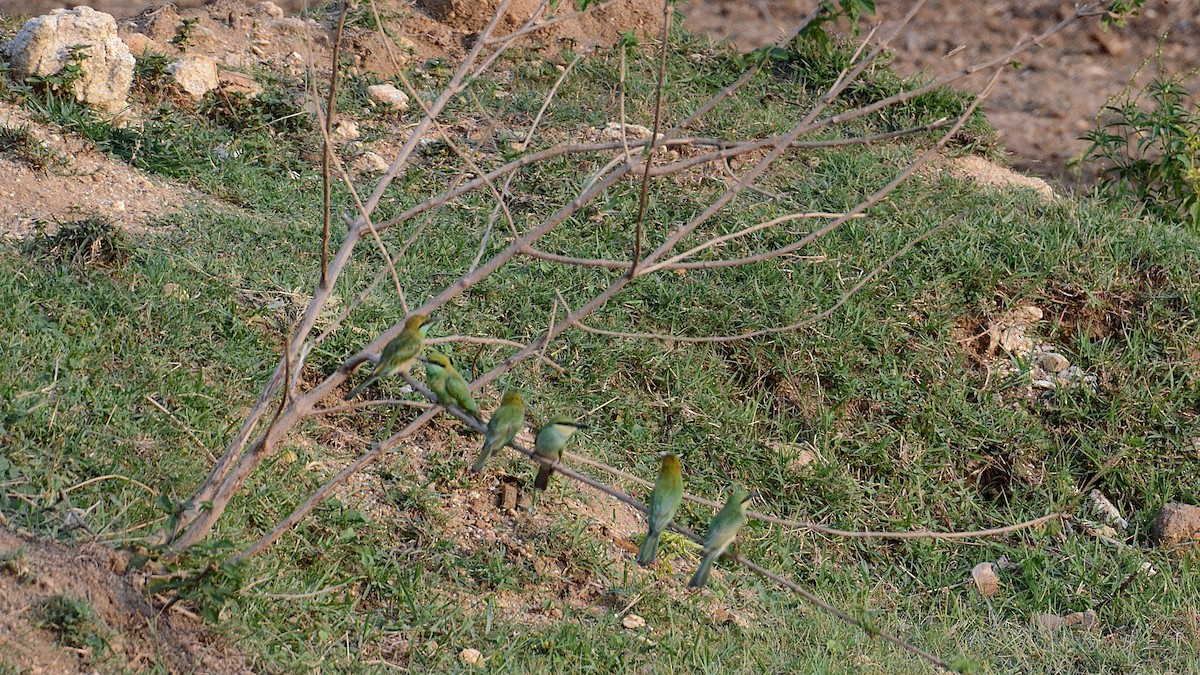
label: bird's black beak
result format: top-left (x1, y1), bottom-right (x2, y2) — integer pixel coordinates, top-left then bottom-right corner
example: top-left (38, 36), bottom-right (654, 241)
top-left (745, 491), bottom-right (761, 503)
top-left (424, 316), bottom-right (440, 327)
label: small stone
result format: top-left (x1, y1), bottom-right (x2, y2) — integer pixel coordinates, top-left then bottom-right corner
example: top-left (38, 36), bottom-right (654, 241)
top-left (121, 32), bottom-right (163, 55)
top-left (367, 83), bottom-right (410, 111)
top-left (1150, 502), bottom-right (1200, 546)
top-left (354, 151), bottom-right (390, 174)
top-left (499, 483), bottom-right (518, 511)
top-left (971, 562), bottom-right (1000, 597)
top-left (1035, 609), bottom-right (1098, 631)
top-left (622, 614), bottom-right (646, 630)
top-left (113, 200), bottom-right (126, 211)
top-left (1031, 379), bottom-right (1056, 390)
top-left (601, 121), bottom-right (659, 141)
top-left (257, 0), bottom-right (285, 19)
top-left (218, 70), bottom-right (263, 98)
top-left (168, 54), bottom-right (219, 99)
top-left (459, 648), bottom-right (483, 666)
top-left (788, 449), bottom-right (816, 473)
top-left (251, 45), bottom-right (267, 58)
top-left (331, 120), bottom-right (361, 144)
top-left (1034, 613), bottom-right (1063, 630)
top-left (1036, 352), bottom-right (1070, 373)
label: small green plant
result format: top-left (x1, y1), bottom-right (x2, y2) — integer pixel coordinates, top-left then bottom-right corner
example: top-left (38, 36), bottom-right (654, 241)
top-left (36, 595), bottom-right (111, 656)
top-left (1079, 65), bottom-right (1200, 226)
top-left (171, 17), bottom-right (200, 49)
top-left (0, 124), bottom-right (64, 171)
top-left (0, 547), bottom-right (35, 584)
top-left (145, 548), bottom-right (247, 623)
top-left (26, 216), bottom-right (133, 270)
top-left (24, 43), bottom-right (89, 97)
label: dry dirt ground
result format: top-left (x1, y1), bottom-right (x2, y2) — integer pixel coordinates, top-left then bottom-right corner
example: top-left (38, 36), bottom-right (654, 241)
top-left (3, 0), bottom-right (1198, 186)
top-left (0, 526), bottom-right (250, 673)
top-left (683, 0), bottom-right (1200, 188)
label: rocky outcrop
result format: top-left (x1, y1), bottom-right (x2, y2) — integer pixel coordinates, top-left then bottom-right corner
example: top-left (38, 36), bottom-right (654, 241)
top-left (6, 7), bottom-right (135, 114)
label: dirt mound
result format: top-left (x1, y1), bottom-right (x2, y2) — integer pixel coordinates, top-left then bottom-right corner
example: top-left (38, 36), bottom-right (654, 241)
top-left (0, 100), bottom-right (196, 239)
top-left (682, 0), bottom-right (1200, 188)
top-left (0, 526), bottom-right (250, 674)
top-left (17, 0), bottom-right (662, 84)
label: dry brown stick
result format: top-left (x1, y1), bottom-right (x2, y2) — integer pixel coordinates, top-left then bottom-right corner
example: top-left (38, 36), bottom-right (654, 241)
top-left (308, 399), bottom-right (432, 416)
top-left (426, 335), bottom-right (567, 375)
top-left (469, 45), bottom-right (594, 273)
top-left (577, 219), bottom-right (949, 342)
top-left (166, 1), bottom-right (517, 548)
top-left (320, 1), bottom-right (350, 289)
top-left (644, 212), bottom-right (861, 273)
top-left (629, 0), bottom-right (672, 273)
top-left (63, 473), bottom-right (158, 496)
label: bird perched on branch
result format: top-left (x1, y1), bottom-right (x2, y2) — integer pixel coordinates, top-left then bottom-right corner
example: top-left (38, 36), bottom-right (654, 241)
top-left (344, 314), bottom-right (436, 401)
top-left (636, 452), bottom-right (682, 566)
top-left (470, 390), bottom-right (525, 473)
top-left (423, 353), bottom-right (481, 419)
top-left (688, 487), bottom-right (756, 589)
top-left (529, 416), bottom-right (586, 507)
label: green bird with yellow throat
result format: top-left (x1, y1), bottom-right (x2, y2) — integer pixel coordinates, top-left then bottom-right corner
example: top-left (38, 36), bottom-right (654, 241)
top-left (423, 352), bottom-right (481, 419)
top-left (688, 487), bottom-right (756, 589)
top-left (636, 452), bottom-right (682, 566)
top-left (470, 390), bottom-right (525, 473)
top-left (344, 314), bottom-right (436, 401)
top-left (527, 416), bottom-right (586, 510)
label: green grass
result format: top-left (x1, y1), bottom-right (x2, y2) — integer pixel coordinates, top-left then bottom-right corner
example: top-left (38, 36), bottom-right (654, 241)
top-left (1, 21), bottom-right (1198, 674)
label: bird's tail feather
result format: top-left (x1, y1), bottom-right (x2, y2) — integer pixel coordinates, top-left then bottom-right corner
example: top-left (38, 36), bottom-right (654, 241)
top-left (344, 374), bottom-right (377, 401)
top-left (636, 531), bottom-right (660, 566)
top-left (469, 445), bottom-right (491, 473)
top-left (533, 465), bottom-right (553, 491)
top-left (688, 553), bottom-right (715, 589)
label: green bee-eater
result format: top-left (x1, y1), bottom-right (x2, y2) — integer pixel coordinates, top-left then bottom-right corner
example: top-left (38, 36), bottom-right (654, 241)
top-left (344, 314), bottom-right (436, 401)
top-left (636, 452), bottom-right (683, 566)
top-left (687, 488), bottom-right (756, 589)
top-left (532, 416), bottom-right (586, 492)
top-left (423, 352), bottom-right (481, 419)
top-left (469, 390), bottom-right (525, 473)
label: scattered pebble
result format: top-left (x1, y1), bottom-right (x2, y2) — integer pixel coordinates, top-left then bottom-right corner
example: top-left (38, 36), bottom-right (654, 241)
top-left (1036, 351), bottom-right (1070, 373)
top-left (459, 648), bottom-right (483, 666)
top-left (331, 120), bottom-right (361, 144)
top-left (1034, 609), bottom-right (1098, 631)
top-left (367, 83), bottom-right (411, 111)
top-left (622, 613), bottom-right (646, 630)
top-left (354, 151), bottom-right (390, 174)
top-left (971, 562), bottom-right (1000, 597)
top-left (1088, 489), bottom-right (1129, 530)
top-left (1150, 502), bottom-right (1200, 546)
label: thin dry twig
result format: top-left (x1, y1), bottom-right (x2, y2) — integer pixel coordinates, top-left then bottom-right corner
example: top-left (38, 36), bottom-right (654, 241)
top-left (63, 474), bottom-right (158, 497)
top-left (144, 395), bottom-right (215, 463)
top-left (319, 1), bottom-right (350, 288)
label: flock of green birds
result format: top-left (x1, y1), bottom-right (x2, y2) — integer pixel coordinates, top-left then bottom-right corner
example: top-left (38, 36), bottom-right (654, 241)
top-left (343, 313), bottom-right (757, 588)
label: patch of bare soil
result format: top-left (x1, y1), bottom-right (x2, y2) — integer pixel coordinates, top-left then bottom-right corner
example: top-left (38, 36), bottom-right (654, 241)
top-left (682, 0), bottom-right (1200, 189)
top-left (0, 526), bottom-right (250, 674)
top-left (0, 100), bottom-right (196, 238)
